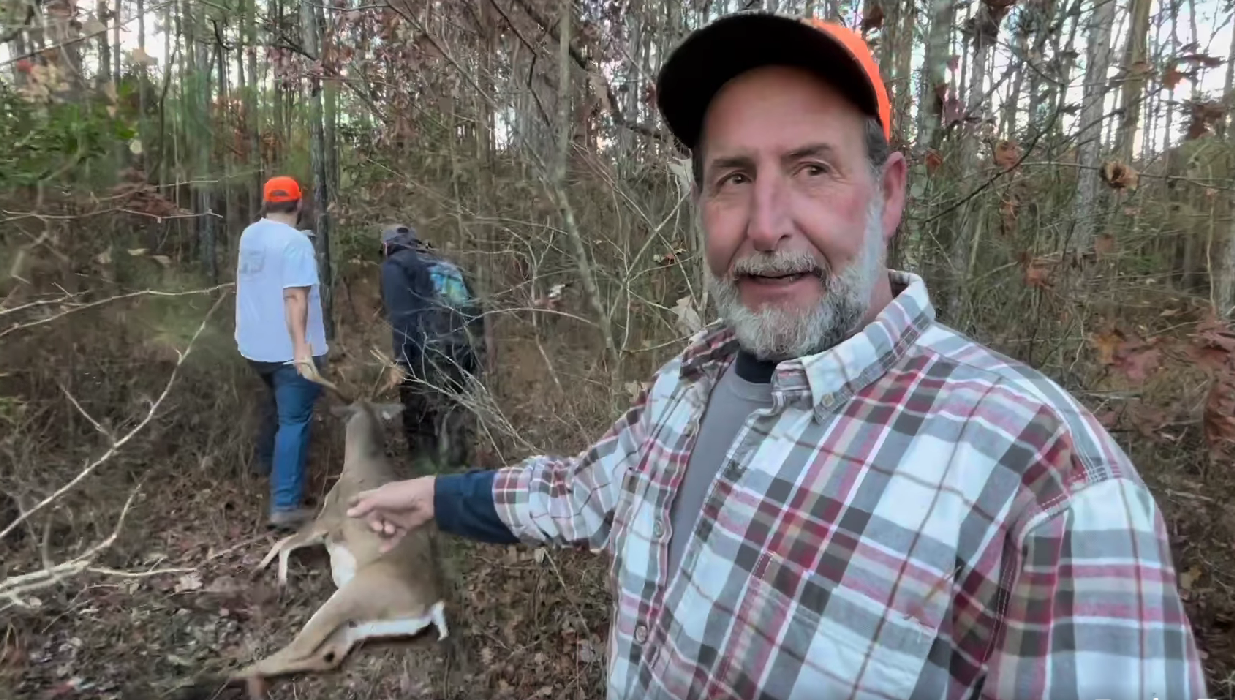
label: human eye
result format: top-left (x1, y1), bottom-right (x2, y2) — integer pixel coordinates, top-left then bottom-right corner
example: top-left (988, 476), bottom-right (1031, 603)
top-left (714, 171), bottom-right (750, 190)
top-left (797, 162), bottom-right (830, 177)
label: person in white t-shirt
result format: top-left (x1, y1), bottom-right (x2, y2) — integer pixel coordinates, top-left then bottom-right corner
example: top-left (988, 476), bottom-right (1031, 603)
top-left (234, 175), bottom-right (329, 530)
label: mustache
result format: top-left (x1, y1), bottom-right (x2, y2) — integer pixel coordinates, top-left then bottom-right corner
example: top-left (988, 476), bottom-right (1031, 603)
top-left (730, 251), bottom-right (825, 278)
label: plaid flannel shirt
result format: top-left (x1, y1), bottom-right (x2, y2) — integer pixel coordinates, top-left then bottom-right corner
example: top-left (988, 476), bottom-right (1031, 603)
top-left (492, 270), bottom-right (1205, 700)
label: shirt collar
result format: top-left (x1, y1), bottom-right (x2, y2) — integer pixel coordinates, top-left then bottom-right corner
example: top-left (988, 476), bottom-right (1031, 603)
top-left (680, 270), bottom-right (936, 415)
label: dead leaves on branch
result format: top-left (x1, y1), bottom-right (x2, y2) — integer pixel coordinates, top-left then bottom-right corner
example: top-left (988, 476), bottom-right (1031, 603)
top-left (1160, 52), bottom-right (1227, 91)
top-left (992, 140), bottom-right (1022, 170)
top-left (859, 3), bottom-right (885, 34)
top-left (1184, 100), bottom-right (1226, 141)
top-left (1099, 161), bottom-right (1139, 190)
top-left (1017, 251), bottom-right (1054, 289)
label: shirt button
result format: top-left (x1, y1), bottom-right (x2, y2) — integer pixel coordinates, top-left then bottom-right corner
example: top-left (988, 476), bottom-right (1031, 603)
top-left (653, 522), bottom-right (663, 538)
top-left (634, 624), bottom-right (649, 644)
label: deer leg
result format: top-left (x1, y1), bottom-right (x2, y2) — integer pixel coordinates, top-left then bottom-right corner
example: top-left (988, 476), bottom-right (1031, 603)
top-left (256, 526), bottom-right (329, 586)
top-left (237, 586), bottom-right (358, 680)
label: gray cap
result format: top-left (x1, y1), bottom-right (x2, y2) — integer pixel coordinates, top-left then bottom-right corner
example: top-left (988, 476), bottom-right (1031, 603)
top-left (381, 224), bottom-right (415, 244)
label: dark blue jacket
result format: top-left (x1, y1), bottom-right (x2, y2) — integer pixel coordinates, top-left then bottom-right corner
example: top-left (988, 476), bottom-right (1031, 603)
top-left (380, 235), bottom-right (436, 371)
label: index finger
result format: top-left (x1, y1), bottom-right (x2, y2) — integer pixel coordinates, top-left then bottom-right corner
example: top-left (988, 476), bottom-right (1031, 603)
top-left (346, 489), bottom-right (379, 517)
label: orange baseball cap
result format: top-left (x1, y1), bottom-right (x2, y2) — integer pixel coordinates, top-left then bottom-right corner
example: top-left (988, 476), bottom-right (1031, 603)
top-left (655, 12), bottom-right (892, 150)
top-left (263, 175), bottom-right (302, 204)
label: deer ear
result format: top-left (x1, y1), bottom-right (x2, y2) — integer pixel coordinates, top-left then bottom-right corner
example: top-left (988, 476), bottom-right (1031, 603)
top-left (373, 402), bottom-right (405, 421)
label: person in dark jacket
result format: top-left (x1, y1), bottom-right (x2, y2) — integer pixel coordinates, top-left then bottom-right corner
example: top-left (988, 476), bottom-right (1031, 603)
top-left (380, 224), bottom-right (483, 470)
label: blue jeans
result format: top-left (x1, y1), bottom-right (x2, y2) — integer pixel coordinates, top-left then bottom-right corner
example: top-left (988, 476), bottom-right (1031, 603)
top-left (249, 356), bottom-right (325, 513)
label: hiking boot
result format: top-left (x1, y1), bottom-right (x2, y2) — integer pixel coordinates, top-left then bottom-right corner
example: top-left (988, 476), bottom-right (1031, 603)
top-left (268, 507), bottom-right (316, 531)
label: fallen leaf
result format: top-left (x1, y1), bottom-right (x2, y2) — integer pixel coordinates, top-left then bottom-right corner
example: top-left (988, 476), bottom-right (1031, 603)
top-left (1179, 565), bottom-right (1202, 591)
top-left (1094, 234), bottom-right (1116, 256)
top-left (1089, 328), bottom-right (1122, 365)
top-left (924, 149), bottom-right (944, 174)
top-left (174, 572), bottom-right (203, 592)
top-left (1120, 345), bottom-right (1161, 382)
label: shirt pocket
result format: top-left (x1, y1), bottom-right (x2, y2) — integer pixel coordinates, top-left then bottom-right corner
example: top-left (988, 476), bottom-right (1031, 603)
top-left (722, 548), bottom-right (945, 700)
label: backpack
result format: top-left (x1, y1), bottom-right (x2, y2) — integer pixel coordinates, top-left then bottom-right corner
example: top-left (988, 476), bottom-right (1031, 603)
top-left (426, 256), bottom-right (472, 310)
top-left (418, 251), bottom-right (484, 367)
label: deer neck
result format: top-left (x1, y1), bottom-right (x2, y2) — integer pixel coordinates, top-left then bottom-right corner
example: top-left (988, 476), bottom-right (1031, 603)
top-left (343, 420), bottom-right (386, 463)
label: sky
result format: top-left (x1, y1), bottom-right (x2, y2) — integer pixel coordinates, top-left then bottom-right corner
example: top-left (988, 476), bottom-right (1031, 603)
top-left (1, 0), bottom-right (1231, 156)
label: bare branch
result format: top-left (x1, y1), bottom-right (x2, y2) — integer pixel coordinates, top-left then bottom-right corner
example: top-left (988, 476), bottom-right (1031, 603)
top-left (0, 284), bottom-right (233, 339)
top-left (0, 290), bottom-right (231, 542)
top-left (0, 484), bottom-right (193, 612)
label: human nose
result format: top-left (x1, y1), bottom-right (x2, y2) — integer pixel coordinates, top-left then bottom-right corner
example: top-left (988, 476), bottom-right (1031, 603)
top-left (745, 173), bottom-right (790, 253)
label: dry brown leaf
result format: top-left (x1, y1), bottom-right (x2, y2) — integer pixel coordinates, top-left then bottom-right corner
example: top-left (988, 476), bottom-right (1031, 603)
top-left (1178, 53), bottom-right (1224, 68)
top-left (1163, 63), bottom-right (1186, 89)
top-left (993, 140), bottom-right (1021, 169)
top-left (1099, 161), bottom-right (1139, 190)
top-left (860, 3), bottom-right (885, 33)
top-left (1089, 328), bottom-right (1122, 366)
top-left (1179, 565), bottom-right (1202, 591)
top-left (1020, 254), bottom-right (1052, 289)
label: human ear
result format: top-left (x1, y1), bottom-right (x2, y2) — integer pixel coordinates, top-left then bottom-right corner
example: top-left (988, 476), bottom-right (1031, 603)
top-left (879, 152), bottom-right (908, 244)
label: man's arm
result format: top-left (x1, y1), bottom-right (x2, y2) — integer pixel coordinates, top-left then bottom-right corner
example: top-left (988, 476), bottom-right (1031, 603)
top-left (283, 286), bottom-right (309, 351)
top-left (987, 477), bottom-right (1207, 699)
top-left (282, 238), bottom-right (318, 357)
top-left (434, 365), bottom-right (666, 552)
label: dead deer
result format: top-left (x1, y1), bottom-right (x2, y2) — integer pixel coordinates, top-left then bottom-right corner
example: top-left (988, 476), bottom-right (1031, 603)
top-left (174, 361), bottom-right (448, 699)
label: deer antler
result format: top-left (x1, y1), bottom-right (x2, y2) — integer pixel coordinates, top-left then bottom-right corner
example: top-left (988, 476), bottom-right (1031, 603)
top-left (296, 346), bottom-right (356, 404)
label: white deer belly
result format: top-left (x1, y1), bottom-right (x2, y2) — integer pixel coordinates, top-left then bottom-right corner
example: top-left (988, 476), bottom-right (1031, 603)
top-left (325, 541), bottom-right (357, 589)
top-left (344, 600), bottom-right (449, 644)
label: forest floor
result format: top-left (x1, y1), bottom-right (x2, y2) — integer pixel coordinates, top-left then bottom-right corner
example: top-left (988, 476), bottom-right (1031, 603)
top-left (6, 386), bottom-right (1235, 699)
top-left (2, 431), bottom-right (612, 700)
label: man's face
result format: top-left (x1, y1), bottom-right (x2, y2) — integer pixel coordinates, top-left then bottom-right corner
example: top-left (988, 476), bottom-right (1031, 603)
top-left (695, 65), bottom-right (905, 360)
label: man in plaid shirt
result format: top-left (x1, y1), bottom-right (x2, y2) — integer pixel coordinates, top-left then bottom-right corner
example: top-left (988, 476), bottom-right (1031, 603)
top-left (348, 11), bottom-right (1207, 700)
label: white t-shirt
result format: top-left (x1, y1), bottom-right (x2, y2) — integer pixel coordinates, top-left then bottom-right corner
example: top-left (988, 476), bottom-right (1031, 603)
top-left (234, 217), bottom-right (329, 362)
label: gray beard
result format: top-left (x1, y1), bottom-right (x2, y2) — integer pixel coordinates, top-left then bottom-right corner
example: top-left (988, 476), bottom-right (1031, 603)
top-left (706, 197), bottom-right (885, 362)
